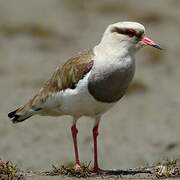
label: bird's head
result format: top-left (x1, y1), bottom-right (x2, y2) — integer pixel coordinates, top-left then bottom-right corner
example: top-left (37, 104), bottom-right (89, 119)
top-left (101, 21), bottom-right (161, 52)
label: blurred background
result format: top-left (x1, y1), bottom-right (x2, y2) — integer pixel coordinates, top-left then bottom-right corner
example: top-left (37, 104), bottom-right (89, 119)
top-left (0, 0), bottom-right (180, 171)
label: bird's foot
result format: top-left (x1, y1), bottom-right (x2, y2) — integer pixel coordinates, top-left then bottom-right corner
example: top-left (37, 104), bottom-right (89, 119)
top-left (92, 167), bottom-right (105, 175)
top-left (74, 163), bottom-right (81, 172)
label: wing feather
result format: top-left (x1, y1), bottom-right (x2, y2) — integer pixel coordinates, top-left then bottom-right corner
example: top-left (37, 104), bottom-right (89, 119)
top-left (30, 49), bottom-right (94, 109)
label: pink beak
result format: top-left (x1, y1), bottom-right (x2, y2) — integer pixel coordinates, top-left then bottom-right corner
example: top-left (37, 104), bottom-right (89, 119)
top-left (142, 36), bottom-right (162, 50)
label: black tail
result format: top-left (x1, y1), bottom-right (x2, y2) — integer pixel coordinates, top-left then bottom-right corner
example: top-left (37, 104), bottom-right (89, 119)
top-left (8, 109), bottom-right (32, 123)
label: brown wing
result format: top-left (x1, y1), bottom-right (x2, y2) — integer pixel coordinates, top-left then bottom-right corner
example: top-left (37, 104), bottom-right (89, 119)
top-left (8, 50), bottom-right (94, 121)
top-left (47, 49), bottom-right (94, 91)
top-left (30, 49), bottom-right (94, 109)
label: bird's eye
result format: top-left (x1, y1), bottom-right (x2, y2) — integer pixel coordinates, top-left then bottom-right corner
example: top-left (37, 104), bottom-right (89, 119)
top-left (124, 29), bottom-right (136, 37)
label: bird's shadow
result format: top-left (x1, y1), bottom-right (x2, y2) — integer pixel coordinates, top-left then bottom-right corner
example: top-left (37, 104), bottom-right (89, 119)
top-left (100, 169), bottom-right (152, 176)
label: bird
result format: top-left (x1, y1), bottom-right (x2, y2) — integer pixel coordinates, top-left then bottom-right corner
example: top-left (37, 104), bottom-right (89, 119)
top-left (8, 21), bottom-right (161, 173)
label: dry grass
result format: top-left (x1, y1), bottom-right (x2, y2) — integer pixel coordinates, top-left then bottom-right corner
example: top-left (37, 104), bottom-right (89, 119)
top-left (43, 162), bottom-right (91, 178)
top-left (1, 158), bottom-right (180, 179)
top-left (0, 159), bottom-right (24, 180)
top-left (153, 159), bottom-right (180, 178)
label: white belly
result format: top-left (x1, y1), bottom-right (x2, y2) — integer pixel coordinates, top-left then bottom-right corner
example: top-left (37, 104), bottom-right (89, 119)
top-left (42, 72), bottom-right (114, 117)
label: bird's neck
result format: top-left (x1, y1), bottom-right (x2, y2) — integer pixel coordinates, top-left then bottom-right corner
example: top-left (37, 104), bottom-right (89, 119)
top-left (93, 41), bottom-right (136, 68)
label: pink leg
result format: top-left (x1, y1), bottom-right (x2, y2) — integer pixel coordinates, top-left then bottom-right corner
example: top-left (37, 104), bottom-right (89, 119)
top-left (92, 123), bottom-right (102, 173)
top-left (71, 125), bottom-right (81, 171)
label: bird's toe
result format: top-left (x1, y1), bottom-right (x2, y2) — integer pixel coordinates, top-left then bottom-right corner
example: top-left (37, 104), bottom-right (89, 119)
top-left (74, 163), bottom-right (81, 172)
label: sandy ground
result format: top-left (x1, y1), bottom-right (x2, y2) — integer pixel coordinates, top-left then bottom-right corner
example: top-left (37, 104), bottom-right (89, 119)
top-left (0, 0), bottom-right (180, 178)
top-left (24, 173), bottom-right (158, 180)
top-left (25, 174), bottom-right (154, 180)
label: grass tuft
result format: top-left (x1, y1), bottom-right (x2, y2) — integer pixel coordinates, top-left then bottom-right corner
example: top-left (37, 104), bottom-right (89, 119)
top-left (153, 159), bottom-right (180, 178)
top-left (0, 159), bottom-right (24, 180)
top-left (44, 162), bottom-right (91, 178)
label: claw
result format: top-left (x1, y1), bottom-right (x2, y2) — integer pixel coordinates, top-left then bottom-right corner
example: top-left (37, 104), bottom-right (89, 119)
top-left (74, 163), bottom-right (81, 172)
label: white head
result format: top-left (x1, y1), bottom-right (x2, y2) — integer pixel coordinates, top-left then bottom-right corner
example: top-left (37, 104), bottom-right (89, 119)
top-left (100, 21), bottom-right (161, 52)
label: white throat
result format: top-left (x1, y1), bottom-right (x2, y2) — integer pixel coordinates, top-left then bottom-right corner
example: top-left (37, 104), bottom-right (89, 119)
top-left (93, 38), bottom-right (136, 69)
